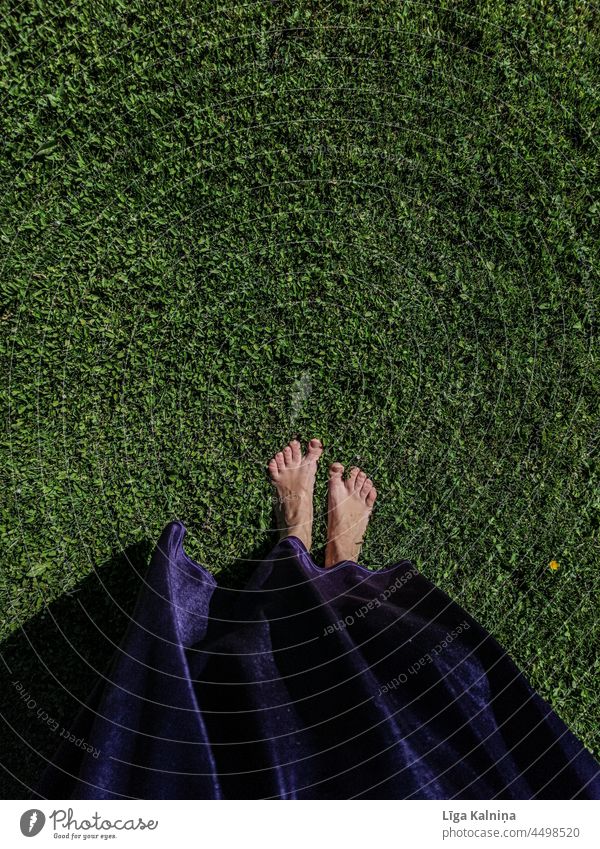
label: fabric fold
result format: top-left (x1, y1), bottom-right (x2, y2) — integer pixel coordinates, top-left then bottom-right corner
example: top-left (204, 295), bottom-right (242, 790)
top-left (38, 521), bottom-right (600, 800)
top-left (38, 522), bottom-right (220, 799)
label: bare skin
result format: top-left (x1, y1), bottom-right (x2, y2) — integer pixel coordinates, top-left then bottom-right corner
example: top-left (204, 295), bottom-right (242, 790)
top-left (325, 463), bottom-right (377, 567)
top-left (268, 438), bottom-right (323, 550)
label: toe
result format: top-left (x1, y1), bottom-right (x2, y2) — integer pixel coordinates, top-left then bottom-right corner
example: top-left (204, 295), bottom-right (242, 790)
top-left (283, 445), bottom-right (293, 465)
top-left (355, 470), bottom-right (367, 489)
top-left (275, 451), bottom-right (286, 472)
top-left (290, 439), bottom-right (302, 463)
top-left (268, 458), bottom-right (279, 480)
top-left (329, 461), bottom-right (344, 479)
top-left (304, 438), bottom-right (323, 463)
top-left (348, 466), bottom-right (360, 484)
top-left (366, 487), bottom-right (377, 507)
top-left (360, 478), bottom-right (373, 498)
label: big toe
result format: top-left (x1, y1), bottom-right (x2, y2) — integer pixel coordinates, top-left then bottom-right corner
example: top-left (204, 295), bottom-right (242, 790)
top-left (305, 438), bottom-right (323, 463)
top-left (328, 461), bottom-right (344, 480)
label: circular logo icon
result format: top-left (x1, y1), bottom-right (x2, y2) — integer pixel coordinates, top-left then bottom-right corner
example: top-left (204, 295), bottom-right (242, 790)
top-left (20, 810), bottom-right (46, 837)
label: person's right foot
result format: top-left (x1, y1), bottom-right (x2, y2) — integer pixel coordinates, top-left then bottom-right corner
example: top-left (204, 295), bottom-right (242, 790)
top-left (268, 438), bottom-right (323, 550)
top-left (325, 463), bottom-right (377, 567)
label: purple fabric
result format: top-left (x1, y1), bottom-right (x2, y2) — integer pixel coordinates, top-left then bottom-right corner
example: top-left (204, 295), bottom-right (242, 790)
top-left (37, 520), bottom-right (600, 799)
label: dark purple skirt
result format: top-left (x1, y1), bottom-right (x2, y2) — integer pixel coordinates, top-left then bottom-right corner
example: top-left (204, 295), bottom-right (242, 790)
top-left (37, 521), bottom-right (600, 799)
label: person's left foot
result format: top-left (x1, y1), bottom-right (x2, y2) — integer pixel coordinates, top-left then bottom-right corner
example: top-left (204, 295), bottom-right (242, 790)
top-left (268, 438), bottom-right (323, 550)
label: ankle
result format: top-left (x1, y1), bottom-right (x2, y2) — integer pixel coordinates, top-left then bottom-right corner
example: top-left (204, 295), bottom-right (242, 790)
top-left (326, 535), bottom-right (363, 565)
top-left (325, 543), bottom-right (352, 567)
top-left (283, 527), bottom-right (311, 550)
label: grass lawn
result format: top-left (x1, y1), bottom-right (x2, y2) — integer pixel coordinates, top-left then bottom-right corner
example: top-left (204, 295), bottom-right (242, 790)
top-left (1, 0), bottom-right (598, 789)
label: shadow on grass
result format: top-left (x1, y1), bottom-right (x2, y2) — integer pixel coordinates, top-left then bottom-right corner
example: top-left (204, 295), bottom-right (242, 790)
top-left (0, 540), bottom-right (152, 799)
top-left (0, 532), bottom-right (275, 799)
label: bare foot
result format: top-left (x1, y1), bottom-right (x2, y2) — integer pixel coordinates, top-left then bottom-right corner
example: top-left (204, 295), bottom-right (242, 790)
top-left (325, 463), bottom-right (377, 567)
top-left (268, 438), bottom-right (323, 550)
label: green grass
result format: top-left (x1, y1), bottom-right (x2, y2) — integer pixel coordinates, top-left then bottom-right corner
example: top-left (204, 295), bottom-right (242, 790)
top-left (1, 0), bottom-right (599, 769)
